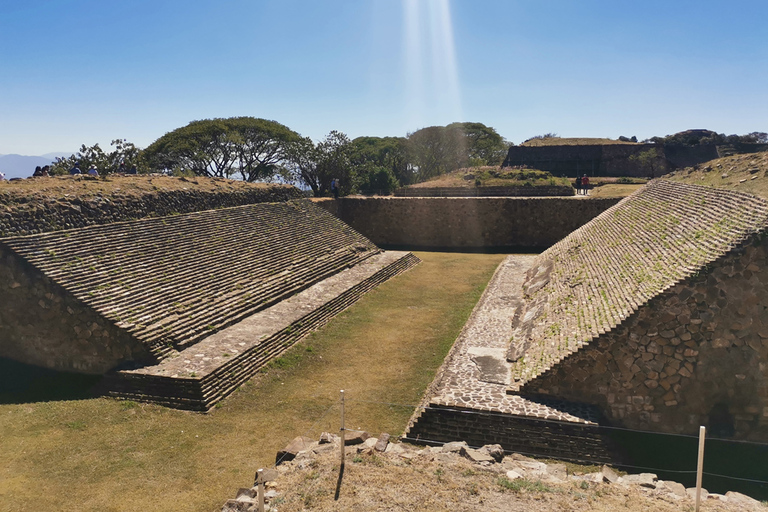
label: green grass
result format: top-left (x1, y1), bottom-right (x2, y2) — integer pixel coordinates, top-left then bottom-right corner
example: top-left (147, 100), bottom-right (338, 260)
top-left (0, 251), bottom-right (504, 512)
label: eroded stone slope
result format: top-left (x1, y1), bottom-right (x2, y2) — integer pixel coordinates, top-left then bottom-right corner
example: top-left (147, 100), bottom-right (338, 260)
top-left (507, 180), bottom-right (768, 391)
top-left (1, 200), bottom-right (378, 360)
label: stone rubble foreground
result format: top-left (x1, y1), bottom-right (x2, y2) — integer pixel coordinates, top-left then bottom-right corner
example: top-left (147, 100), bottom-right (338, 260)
top-left (221, 432), bottom-right (764, 511)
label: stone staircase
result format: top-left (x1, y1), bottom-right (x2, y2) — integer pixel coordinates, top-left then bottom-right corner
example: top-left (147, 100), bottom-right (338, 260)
top-left (3, 200), bottom-right (378, 361)
top-left (1, 199), bottom-right (420, 409)
top-left (103, 251), bottom-right (419, 410)
top-left (507, 180), bottom-right (768, 392)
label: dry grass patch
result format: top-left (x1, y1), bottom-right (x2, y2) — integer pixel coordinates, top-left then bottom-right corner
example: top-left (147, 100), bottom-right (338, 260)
top-left (0, 251), bottom-right (504, 512)
top-left (666, 152), bottom-right (768, 199)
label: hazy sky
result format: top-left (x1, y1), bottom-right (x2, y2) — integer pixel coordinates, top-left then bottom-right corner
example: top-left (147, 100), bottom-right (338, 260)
top-left (1, 0), bottom-right (766, 155)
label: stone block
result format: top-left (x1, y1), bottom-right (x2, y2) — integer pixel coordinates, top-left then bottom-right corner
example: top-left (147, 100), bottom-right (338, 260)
top-left (618, 473), bottom-right (657, 488)
top-left (479, 444), bottom-right (504, 462)
top-left (344, 430), bottom-right (370, 445)
top-left (374, 433), bottom-right (390, 452)
top-left (275, 436), bottom-right (314, 465)
top-left (601, 465), bottom-right (619, 483)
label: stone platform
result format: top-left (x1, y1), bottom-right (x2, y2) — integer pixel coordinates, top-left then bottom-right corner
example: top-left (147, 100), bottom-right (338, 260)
top-left (104, 251), bottom-right (419, 411)
top-left (404, 254), bottom-right (615, 462)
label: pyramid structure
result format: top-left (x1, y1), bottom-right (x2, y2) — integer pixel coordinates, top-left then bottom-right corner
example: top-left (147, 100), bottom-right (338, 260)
top-left (407, 180), bottom-right (768, 456)
top-left (0, 199), bottom-right (418, 410)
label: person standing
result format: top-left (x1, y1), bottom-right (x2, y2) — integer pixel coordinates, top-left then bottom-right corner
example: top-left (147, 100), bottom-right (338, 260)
top-left (575, 175), bottom-right (582, 195)
top-left (582, 175), bottom-right (590, 195)
top-left (331, 178), bottom-right (339, 199)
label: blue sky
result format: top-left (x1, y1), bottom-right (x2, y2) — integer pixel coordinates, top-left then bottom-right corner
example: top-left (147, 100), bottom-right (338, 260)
top-left (1, 0), bottom-right (766, 155)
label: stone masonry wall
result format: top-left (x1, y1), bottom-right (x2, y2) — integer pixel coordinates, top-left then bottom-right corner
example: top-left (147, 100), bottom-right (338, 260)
top-left (523, 236), bottom-right (768, 441)
top-left (0, 245), bottom-right (150, 373)
top-left (405, 405), bottom-right (615, 463)
top-left (315, 197), bottom-right (620, 249)
top-left (394, 185), bottom-right (574, 197)
top-left (0, 186), bottom-right (302, 237)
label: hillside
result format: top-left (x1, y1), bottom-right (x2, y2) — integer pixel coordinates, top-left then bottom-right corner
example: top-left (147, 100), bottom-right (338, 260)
top-left (407, 167), bottom-right (570, 189)
top-left (666, 152), bottom-right (768, 199)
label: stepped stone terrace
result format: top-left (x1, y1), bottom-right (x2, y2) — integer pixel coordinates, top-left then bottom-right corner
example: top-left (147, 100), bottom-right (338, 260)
top-left (408, 179), bottom-right (768, 456)
top-left (0, 198), bottom-right (418, 410)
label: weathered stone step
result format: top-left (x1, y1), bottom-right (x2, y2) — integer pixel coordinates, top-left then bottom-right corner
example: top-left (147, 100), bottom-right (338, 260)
top-left (103, 251), bottom-right (419, 410)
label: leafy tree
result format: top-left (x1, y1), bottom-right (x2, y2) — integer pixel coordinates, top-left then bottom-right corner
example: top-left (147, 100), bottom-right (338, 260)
top-left (316, 130), bottom-right (353, 195)
top-left (446, 122), bottom-right (508, 166)
top-left (285, 131), bottom-right (353, 196)
top-left (349, 136), bottom-right (413, 186)
top-left (284, 137), bottom-right (321, 194)
top-left (49, 139), bottom-right (146, 175)
top-left (407, 125), bottom-right (468, 181)
top-left (142, 117), bottom-right (301, 181)
top-left (355, 163), bottom-right (399, 195)
top-left (630, 148), bottom-right (665, 178)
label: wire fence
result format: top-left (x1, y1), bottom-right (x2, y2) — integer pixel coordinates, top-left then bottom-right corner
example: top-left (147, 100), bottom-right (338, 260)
top-left (293, 395), bottom-right (768, 487)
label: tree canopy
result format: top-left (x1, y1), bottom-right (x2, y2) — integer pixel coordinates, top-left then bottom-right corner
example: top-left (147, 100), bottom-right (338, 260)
top-left (49, 139), bottom-right (144, 175)
top-left (142, 117), bottom-right (301, 181)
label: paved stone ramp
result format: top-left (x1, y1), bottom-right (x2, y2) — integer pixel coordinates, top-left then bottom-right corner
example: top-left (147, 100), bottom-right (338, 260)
top-left (405, 255), bottom-right (614, 462)
top-left (1, 200), bottom-right (378, 361)
top-left (104, 251), bottom-right (419, 410)
top-left (507, 180), bottom-right (768, 392)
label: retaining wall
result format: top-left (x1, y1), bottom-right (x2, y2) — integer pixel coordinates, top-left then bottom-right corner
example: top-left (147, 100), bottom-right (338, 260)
top-left (404, 405), bottom-right (615, 463)
top-left (394, 185), bottom-right (574, 197)
top-left (524, 237), bottom-right (768, 441)
top-left (0, 185), bottom-right (302, 237)
top-left (315, 197), bottom-right (621, 249)
top-left (0, 245), bottom-right (150, 373)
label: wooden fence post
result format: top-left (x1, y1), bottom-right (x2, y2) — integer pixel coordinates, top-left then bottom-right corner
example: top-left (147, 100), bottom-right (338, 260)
top-left (340, 390), bottom-right (345, 468)
top-left (695, 425), bottom-right (706, 512)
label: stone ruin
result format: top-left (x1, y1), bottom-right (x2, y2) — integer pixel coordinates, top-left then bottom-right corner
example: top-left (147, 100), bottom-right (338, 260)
top-left (0, 195), bottom-right (418, 410)
top-left (407, 179), bottom-right (768, 458)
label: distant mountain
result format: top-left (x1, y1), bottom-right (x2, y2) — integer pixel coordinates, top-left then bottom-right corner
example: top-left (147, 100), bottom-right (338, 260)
top-left (0, 154), bottom-right (61, 179)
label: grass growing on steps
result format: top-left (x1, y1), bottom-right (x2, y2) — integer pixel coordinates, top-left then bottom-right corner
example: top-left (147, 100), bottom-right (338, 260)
top-left (0, 251), bottom-right (505, 512)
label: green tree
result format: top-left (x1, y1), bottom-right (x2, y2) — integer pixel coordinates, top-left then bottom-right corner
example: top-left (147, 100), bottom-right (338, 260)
top-left (407, 125), bottom-right (467, 181)
top-left (446, 122), bottom-right (508, 166)
top-left (349, 136), bottom-right (413, 186)
top-left (630, 148), bottom-right (665, 178)
top-left (285, 131), bottom-right (353, 196)
top-left (142, 117), bottom-right (300, 180)
top-left (49, 139), bottom-right (146, 175)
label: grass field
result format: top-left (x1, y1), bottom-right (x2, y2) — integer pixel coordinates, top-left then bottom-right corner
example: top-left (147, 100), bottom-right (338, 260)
top-left (0, 251), bottom-right (505, 512)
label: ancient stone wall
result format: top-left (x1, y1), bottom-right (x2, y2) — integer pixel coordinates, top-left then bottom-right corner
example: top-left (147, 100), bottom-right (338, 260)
top-left (664, 145), bottom-right (719, 168)
top-left (0, 186), bottom-right (302, 237)
top-left (502, 144), bottom-right (746, 177)
top-left (393, 185), bottom-right (574, 197)
top-left (502, 144), bottom-right (662, 177)
top-left (315, 197), bottom-right (620, 249)
top-left (0, 245), bottom-right (149, 373)
top-left (523, 237), bottom-right (768, 441)
top-left (405, 405), bottom-right (614, 463)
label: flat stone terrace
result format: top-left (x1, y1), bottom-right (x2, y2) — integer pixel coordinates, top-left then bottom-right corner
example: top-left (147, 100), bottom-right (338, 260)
top-left (507, 180), bottom-right (768, 392)
top-left (1, 200), bottom-right (378, 361)
top-left (105, 251), bottom-right (419, 410)
top-left (412, 254), bottom-right (600, 423)
top-left (405, 255), bottom-right (612, 461)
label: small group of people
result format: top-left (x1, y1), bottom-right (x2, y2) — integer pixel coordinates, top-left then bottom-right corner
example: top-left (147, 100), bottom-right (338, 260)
top-left (33, 165), bottom-right (51, 177)
top-left (69, 164), bottom-right (99, 176)
top-left (575, 174), bottom-right (590, 195)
